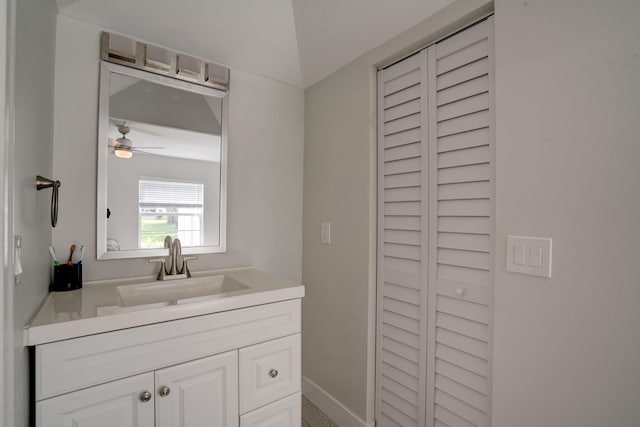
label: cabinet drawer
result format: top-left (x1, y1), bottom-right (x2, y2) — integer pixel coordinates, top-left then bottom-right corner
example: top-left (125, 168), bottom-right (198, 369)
top-left (36, 299), bottom-right (300, 400)
top-left (240, 392), bottom-right (301, 427)
top-left (239, 334), bottom-right (301, 413)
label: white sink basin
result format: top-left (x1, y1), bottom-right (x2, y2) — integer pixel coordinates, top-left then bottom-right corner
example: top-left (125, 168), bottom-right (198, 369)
top-left (116, 275), bottom-right (249, 307)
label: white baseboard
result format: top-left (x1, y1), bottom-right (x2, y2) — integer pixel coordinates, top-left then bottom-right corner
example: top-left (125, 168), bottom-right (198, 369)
top-left (302, 376), bottom-right (374, 427)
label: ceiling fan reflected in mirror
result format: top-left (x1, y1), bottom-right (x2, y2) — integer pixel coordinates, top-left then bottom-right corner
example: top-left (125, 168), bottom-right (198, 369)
top-left (110, 122), bottom-right (164, 158)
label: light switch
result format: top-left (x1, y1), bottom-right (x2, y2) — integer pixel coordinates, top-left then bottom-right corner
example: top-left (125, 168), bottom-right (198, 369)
top-left (321, 222), bottom-right (331, 244)
top-left (529, 247), bottom-right (543, 267)
top-left (506, 235), bottom-right (552, 278)
top-left (514, 245), bottom-right (526, 265)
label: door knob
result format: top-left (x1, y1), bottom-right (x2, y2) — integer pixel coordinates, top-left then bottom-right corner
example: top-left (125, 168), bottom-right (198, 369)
top-left (159, 386), bottom-right (171, 397)
top-left (269, 369), bottom-right (279, 378)
top-left (139, 391), bottom-right (152, 402)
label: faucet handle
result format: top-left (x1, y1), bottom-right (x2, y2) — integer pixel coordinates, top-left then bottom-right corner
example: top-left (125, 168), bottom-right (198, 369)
top-left (181, 256), bottom-right (198, 278)
top-left (148, 258), bottom-right (167, 280)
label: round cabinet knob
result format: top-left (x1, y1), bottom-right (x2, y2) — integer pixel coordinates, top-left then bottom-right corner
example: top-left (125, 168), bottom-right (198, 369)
top-left (159, 386), bottom-right (171, 397)
top-left (455, 288), bottom-right (466, 297)
top-left (269, 369), bottom-right (279, 378)
top-left (139, 391), bottom-right (152, 402)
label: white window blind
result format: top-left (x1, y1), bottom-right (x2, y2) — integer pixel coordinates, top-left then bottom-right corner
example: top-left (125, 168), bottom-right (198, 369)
top-left (138, 178), bottom-right (204, 248)
top-left (139, 179), bottom-right (204, 206)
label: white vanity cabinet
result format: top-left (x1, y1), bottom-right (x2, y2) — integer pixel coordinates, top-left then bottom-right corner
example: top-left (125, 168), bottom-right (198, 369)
top-left (32, 299), bottom-right (302, 427)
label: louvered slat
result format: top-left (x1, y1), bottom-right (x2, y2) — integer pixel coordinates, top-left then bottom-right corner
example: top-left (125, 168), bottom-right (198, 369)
top-left (382, 362), bottom-right (420, 392)
top-left (435, 390), bottom-right (487, 427)
top-left (436, 57), bottom-right (488, 91)
top-left (381, 350), bottom-right (419, 378)
top-left (436, 344), bottom-right (488, 377)
top-left (438, 164), bottom-right (490, 185)
top-left (384, 128), bottom-right (421, 148)
top-left (435, 328), bottom-right (488, 360)
top-left (385, 113), bottom-right (421, 135)
top-left (382, 389), bottom-right (419, 420)
top-left (383, 282), bottom-right (419, 305)
top-left (384, 172), bottom-right (421, 189)
top-left (385, 157), bottom-right (422, 175)
top-left (437, 75), bottom-right (489, 106)
top-left (435, 404), bottom-right (477, 427)
top-left (435, 374), bottom-right (487, 412)
top-left (436, 312), bottom-right (489, 344)
top-left (382, 323), bottom-right (420, 350)
top-left (436, 295), bottom-right (489, 324)
top-left (381, 414), bottom-right (405, 427)
top-left (437, 92), bottom-right (490, 122)
top-left (436, 39), bottom-right (488, 75)
top-left (382, 375), bottom-right (420, 406)
top-left (383, 268), bottom-right (420, 288)
top-left (438, 264), bottom-right (490, 287)
top-left (439, 127), bottom-right (490, 153)
top-left (435, 359), bottom-right (486, 395)
top-left (382, 401), bottom-right (419, 427)
top-left (385, 142), bottom-right (421, 162)
top-left (383, 296), bottom-right (420, 320)
top-left (437, 232), bottom-right (490, 252)
top-left (384, 202), bottom-right (421, 216)
top-left (384, 69), bottom-right (421, 95)
top-left (384, 84), bottom-right (421, 109)
top-left (384, 229), bottom-right (421, 246)
top-left (386, 98), bottom-right (421, 122)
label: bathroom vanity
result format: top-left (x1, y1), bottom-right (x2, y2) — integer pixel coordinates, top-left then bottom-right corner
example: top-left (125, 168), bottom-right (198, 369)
top-left (25, 267), bottom-right (304, 427)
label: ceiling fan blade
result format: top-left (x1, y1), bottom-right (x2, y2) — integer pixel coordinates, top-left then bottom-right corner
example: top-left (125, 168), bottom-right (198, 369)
top-left (133, 149), bottom-right (168, 157)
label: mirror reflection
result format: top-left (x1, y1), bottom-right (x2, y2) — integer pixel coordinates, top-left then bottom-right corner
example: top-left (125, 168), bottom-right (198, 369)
top-left (97, 62), bottom-right (227, 259)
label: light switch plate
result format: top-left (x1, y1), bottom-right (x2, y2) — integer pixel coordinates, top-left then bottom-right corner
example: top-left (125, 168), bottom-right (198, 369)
top-left (321, 222), bottom-right (331, 244)
top-left (506, 235), bottom-right (552, 278)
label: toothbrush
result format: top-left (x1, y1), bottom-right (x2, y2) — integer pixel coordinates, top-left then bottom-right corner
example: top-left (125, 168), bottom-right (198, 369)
top-left (67, 244), bottom-right (76, 265)
top-left (77, 245), bottom-right (85, 265)
top-left (48, 246), bottom-right (60, 266)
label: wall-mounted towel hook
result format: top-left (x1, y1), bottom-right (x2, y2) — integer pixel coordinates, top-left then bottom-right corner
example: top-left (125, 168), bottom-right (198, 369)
top-left (36, 175), bottom-right (61, 227)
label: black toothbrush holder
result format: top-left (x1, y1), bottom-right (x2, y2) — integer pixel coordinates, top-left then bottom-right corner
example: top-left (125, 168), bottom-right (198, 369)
top-left (50, 264), bottom-right (82, 292)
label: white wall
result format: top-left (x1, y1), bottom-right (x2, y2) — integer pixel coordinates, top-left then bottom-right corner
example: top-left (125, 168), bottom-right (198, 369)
top-left (492, 1), bottom-right (640, 426)
top-left (302, 1), bottom-right (492, 423)
top-left (52, 15), bottom-right (304, 282)
top-left (13, 0), bottom-right (57, 425)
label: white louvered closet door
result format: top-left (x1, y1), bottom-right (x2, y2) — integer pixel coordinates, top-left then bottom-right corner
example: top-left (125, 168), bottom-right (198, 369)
top-left (376, 16), bottom-right (494, 427)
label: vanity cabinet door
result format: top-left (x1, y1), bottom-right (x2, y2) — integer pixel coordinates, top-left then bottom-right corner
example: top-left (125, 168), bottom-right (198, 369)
top-left (155, 350), bottom-right (239, 427)
top-left (36, 372), bottom-right (154, 427)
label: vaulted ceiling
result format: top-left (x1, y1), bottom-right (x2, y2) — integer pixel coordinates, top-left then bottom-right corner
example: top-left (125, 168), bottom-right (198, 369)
top-left (55, 0), bottom-right (454, 88)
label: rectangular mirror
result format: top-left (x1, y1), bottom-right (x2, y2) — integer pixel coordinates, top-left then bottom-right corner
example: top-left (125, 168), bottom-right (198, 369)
top-left (97, 61), bottom-right (228, 259)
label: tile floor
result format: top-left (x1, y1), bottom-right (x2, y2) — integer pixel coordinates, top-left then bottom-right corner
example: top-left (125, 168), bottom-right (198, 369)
top-left (302, 395), bottom-right (339, 427)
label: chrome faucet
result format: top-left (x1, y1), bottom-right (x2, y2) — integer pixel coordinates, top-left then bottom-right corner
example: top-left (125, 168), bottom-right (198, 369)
top-left (148, 236), bottom-right (198, 280)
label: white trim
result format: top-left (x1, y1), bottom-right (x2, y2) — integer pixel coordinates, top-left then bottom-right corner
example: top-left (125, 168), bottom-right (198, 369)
top-left (366, 62), bottom-right (377, 427)
top-left (302, 376), bottom-right (374, 427)
top-left (0, 0), bottom-right (16, 426)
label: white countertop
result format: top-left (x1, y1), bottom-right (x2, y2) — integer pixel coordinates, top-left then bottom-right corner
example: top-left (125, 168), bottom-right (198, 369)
top-left (25, 267), bottom-right (304, 346)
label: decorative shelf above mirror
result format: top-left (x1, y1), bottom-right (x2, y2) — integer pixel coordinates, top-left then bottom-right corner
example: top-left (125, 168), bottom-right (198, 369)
top-left (101, 32), bottom-right (230, 93)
